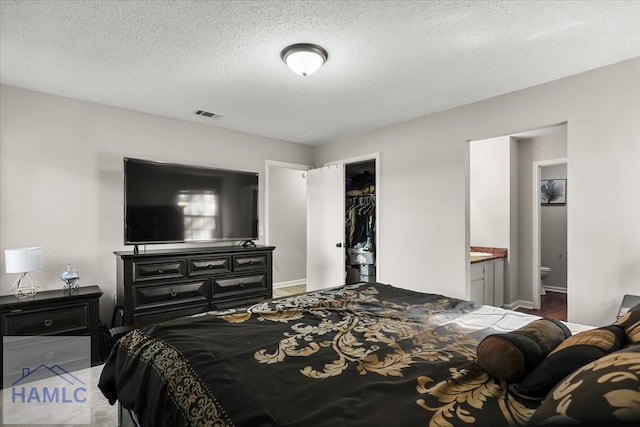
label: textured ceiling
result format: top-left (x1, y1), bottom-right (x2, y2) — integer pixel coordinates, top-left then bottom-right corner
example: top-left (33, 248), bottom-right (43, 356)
top-left (1, 0), bottom-right (639, 145)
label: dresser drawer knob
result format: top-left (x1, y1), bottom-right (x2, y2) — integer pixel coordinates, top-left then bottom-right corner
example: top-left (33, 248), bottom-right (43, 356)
top-left (170, 289), bottom-right (177, 298)
top-left (239, 281), bottom-right (245, 287)
top-left (158, 268), bottom-right (164, 273)
top-left (44, 319), bottom-right (54, 327)
top-left (207, 264), bottom-right (214, 269)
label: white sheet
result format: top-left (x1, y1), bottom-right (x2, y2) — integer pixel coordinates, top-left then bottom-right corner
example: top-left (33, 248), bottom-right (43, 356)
top-left (440, 304), bottom-right (593, 335)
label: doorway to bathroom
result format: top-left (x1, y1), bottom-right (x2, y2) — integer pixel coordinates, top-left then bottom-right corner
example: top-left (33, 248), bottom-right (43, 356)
top-left (469, 124), bottom-right (568, 320)
top-left (531, 158), bottom-right (568, 319)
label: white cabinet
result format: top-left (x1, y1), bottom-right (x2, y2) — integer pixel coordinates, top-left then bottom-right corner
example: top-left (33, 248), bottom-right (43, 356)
top-left (493, 259), bottom-right (504, 307)
top-left (470, 258), bottom-right (504, 307)
top-left (470, 263), bottom-right (485, 304)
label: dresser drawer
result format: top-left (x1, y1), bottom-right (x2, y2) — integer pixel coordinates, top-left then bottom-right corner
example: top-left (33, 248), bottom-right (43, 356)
top-left (3, 303), bottom-right (89, 335)
top-left (188, 256), bottom-right (231, 276)
top-left (133, 259), bottom-right (185, 282)
top-left (212, 274), bottom-right (267, 297)
top-left (232, 254), bottom-right (268, 271)
top-left (133, 280), bottom-right (208, 310)
top-left (211, 295), bottom-right (267, 310)
top-left (133, 303), bottom-right (209, 326)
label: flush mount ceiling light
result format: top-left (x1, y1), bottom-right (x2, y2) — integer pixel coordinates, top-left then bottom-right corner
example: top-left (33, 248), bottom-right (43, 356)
top-left (281, 43), bottom-right (328, 77)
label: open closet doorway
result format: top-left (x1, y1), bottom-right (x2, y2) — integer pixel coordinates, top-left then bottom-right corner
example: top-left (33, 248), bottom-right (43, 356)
top-left (307, 154), bottom-right (380, 291)
top-left (345, 161), bottom-right (377, 284)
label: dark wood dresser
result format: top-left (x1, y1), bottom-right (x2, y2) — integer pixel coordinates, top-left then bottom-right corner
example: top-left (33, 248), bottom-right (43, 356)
top-left (0, 285), bottom-right (103, 383)
top-left (114, 245), bottom-right (275, 327)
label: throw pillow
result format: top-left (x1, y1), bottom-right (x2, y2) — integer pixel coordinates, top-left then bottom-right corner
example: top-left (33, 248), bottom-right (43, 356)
top-left (518, 324), bottom-right (626, 397)
top-left (614, 302), bottom-right (640, 344)
top-left (528, 344), bottom-right (640, 426)
top-left (476, 318), bottom-right (571, 382)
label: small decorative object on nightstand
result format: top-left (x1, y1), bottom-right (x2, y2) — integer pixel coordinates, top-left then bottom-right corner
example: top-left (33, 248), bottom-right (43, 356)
top-left (60, 263), bottom-right (80, 289)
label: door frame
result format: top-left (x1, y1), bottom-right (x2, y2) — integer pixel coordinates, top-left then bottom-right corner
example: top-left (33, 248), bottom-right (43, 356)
top-left (532, 157), bottom-right (567, 309)
top-left (326, 152), bottom-right (381, 279)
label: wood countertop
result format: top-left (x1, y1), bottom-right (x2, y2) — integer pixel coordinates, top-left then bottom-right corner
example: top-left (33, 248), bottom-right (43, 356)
top-left (470, 246), bottom-right (507, 263)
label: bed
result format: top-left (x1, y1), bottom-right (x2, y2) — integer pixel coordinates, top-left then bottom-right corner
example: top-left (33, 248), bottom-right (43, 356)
top-left (99, 282), bottom-right (640, 427)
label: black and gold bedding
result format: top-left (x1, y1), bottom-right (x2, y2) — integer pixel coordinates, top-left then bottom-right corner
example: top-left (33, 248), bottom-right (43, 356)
top-left (98, 283), bottom-right (640, 427)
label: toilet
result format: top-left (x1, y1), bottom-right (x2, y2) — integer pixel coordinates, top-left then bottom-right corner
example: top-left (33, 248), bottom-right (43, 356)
top-left (540, 266), bottom-right (551, 295)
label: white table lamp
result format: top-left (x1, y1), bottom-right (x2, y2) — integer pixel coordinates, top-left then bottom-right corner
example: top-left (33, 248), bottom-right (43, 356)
top-left (5, 247), bottom-right (43, 297)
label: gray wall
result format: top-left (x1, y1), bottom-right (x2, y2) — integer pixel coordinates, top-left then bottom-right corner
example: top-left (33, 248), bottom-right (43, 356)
top-left (267, 164), bottom-right (307, 286)
top-left (541, 164), bottom-right (568, 290)
top-left (470, 136), bottom-right (511, 248)
top-left (315, 58), bottom-right (640, 326)
top-left (0, 85), bottom-right (314, 323)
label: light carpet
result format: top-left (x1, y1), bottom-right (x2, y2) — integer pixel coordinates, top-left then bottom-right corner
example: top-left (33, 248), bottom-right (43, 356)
top-left (0, 363), bottom-right (117, 426)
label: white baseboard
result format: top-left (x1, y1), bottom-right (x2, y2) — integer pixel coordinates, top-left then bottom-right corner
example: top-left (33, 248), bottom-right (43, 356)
top-left (273, 279), bottom-right (306, 289)
top-left (504, 300), bottom-right (535, 310)
top-left (543, 286), bottom-right (567, 294)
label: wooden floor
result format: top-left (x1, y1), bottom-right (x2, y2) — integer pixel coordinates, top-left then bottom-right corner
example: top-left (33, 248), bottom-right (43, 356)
top-left (516, 291), bottom-right (567, 321)
top-left (273, 284), bottom-right (306, 298)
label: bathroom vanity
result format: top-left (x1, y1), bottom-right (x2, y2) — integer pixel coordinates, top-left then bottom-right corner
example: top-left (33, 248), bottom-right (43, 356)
top-left (469, 247), bottom-right (506, 307)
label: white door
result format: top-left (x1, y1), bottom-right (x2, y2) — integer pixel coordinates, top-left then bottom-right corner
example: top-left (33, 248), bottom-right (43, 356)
top-left (306, 164), bottom-right (345, 291)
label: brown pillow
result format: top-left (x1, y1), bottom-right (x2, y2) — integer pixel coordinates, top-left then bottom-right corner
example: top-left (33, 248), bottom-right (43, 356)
top-left (528, 344), bottom-right (640, 426)
top-left (518, 325), bottom-right (626, 397)
top-left (614, 302), bottom-right (640, 344)
top-left (476, 318), bottom-right (571, 382)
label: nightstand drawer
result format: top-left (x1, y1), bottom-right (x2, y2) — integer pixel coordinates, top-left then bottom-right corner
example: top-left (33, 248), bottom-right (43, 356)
top-left (212, 274), bottom-right (267, 297)
top-left (133, 259), bottom-right (185, 282)
top-left (3, 303), bottom-right (89, 335)
top-left (188, 256), bottom-right (231, 276)
top-left (133, 280), bottom-right (208, 310)
top-left (232, 254), bottom-right (268, 271)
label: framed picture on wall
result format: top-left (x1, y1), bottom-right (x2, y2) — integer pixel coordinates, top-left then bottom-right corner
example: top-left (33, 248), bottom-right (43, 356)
top-left (541, 179), bottom-right (566, 204)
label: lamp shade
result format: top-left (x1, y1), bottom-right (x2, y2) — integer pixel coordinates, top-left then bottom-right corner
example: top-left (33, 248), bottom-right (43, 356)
top-left (5, 247), bottom-right (43, 273)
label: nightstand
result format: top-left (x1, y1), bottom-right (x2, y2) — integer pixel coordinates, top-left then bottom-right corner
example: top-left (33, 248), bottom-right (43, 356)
top-left (0, 286), bottom-right (103, 378)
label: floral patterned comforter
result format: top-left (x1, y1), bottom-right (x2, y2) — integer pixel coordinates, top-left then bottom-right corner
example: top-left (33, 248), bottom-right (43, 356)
top-left (99, 282), bottom-right (542, 427)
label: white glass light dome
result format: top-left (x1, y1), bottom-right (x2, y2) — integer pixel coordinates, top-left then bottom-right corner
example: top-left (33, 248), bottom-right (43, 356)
top-left (281, 43), bottom-right (328, 77)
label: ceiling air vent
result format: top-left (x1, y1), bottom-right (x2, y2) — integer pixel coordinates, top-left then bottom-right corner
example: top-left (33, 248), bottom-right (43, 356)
top-left (195, 110), bottom-right (222, 119)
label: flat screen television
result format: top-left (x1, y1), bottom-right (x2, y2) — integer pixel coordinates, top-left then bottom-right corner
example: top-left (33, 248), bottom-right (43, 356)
top-left (124, 157), bottom-right (259, 245)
